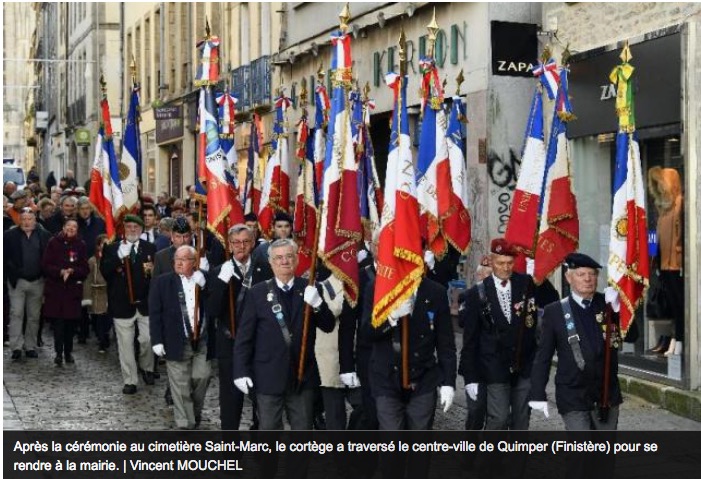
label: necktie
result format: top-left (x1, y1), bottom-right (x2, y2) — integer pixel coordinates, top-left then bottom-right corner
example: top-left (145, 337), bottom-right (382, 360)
top-left (129, 243), bottom-right (137, 263)
top-left (582, 299), bottom-right (591, 309)
top-left (500, 280), bottom-right (508, 288)
top-left (283, 284), bottom-right (290, 292)
top-left (240, 263), bottom-right (247, 277)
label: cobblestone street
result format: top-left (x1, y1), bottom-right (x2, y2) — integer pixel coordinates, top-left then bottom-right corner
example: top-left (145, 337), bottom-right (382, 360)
top-left (4, 329), bottom-right (700, 431)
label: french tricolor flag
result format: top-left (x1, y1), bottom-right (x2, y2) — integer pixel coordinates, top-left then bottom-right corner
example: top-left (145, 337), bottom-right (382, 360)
top-left (504, 90), bottom-right (547, 256)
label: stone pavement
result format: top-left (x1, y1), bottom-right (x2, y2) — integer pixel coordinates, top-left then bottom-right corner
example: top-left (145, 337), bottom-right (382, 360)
top-left (3, 328), bottom-right (701, 431)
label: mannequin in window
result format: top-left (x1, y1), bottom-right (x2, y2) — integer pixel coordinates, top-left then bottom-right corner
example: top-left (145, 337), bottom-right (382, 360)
top-left (647, 166), bottom-right (683, 356)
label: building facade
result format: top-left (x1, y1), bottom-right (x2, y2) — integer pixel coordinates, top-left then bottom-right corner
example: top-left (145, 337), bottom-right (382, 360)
top-left (2, 3), bottom-right (36, 170)
top-left (541, 2), bottom-right (701, 390)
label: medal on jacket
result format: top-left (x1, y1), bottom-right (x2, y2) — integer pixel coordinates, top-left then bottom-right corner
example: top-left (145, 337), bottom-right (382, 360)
top-left (267, 292), bottom-right (274, 302)
top-left (427, 311), bottom-right (435, 331)
top-left (68, 250), bottom-right (77, 263)
top-left (525, 316), bottom-right (534, 328)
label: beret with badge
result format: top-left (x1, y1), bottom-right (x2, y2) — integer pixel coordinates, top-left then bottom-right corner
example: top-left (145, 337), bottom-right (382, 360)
top-left (490, 238), bottom-right (517, 257)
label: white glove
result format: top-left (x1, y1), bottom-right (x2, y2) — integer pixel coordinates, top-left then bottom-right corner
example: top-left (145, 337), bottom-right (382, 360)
top-left (340, 372), bottom-right (361, 388)
top-left (152, 344), bottom-right (166, 357)
top-left (388, 316), bottom-right (399, 328)
top-left (424, 250), bottom-right (436, 270)
top-left (118, 243), bottom-right (132, 260)
top-left (357, 249), bottom-right (368, 264)
top-left (234, 377), bottom-right (253, 395)
top-left (389, 298), bottom-right (414, 321)
top-left (198, 256), bottom-right (210, 272)
top-left (465, 383), bottom-right (479, 401)
top-left (304, 285), bottom-right (323, 308)
top-left (604, 286), bottom-right (620, 313)
top-left (217, 261), bottom-right (239, 283)
top-left (192, 270), bottom-right (206, 288)
top-left (528, 401), bottom-right (550, 418)
top-left (439, 386), bottom-right (455, 413)
top-left (81, 299), bottom-right (93, 307)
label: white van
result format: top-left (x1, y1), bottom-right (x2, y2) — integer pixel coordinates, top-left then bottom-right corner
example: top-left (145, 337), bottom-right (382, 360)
top-left (3, 160), bottom-right (26, 191)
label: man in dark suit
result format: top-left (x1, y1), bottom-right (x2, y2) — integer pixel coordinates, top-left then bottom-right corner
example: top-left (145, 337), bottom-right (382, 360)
top-left (207, 223), bottom-right (273, 430)
top-left (459, 238), bottom-right (538, 430)
top-left (232, 238), bottom-right (335, 430)
top-left (529, 252), bottom-right (623, 430)
top-left (362, 273), bottom-right (457, 431)
top-left (100, 214), bottom-right (157, 394)
top-left (150, 245), bottom-right (210, 429)
top-left (152, 217), bottom-right (192, 279)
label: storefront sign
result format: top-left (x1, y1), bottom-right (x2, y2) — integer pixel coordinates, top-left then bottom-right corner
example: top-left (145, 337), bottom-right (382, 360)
top-left (490, 21), bottom-right (537, 77)
top-left (568, 30), bottom-right (681, 138)
top-left (155, 105), bottom-right (183, 144)
top-left (75, 128), bottom-right (91, 146)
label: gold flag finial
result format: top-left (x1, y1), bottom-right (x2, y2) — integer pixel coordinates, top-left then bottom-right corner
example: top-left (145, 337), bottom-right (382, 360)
top-left (339, 3), bottom-right (351, 34)
top-left (130, 55), bottom-right (137, 84)
top-left (620, 41), bottom-right (632, 63)
top-left (456, 69), bottom-right (464, 96)
top-left (99, 72), bottom-right (107, 96)
top-left (561, 43), bottom-right (572, 66)
top-left (426, 8), bottom-right (439, 59)
top-left (205, 17), bottom-right (211, 38)
top-left (398, 26), bottom-right (407, 77)
top-left (317, 63), bottom-right (325, 80)
top-left (541, 44), bottom-right (552, 63)
top-left (363, 81), bottom-right (371, 100)
top-left (300, 77), bottom-right (308, 106)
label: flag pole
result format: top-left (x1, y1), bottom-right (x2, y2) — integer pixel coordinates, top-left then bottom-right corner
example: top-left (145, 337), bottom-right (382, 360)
top-left (129, 56), bottom-right (143, 208)
top-left (397, 25), bottom-right (414, 390)
top-left (297, 3), bottom-right (352, 385)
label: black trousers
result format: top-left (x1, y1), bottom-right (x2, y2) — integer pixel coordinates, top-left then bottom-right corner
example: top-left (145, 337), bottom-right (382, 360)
top-left (93, 313), bottom-right (112, 348)
top-left (51, 318), bottom-right (75, 357)
top-left (216, 327), bottom-right (258, 430)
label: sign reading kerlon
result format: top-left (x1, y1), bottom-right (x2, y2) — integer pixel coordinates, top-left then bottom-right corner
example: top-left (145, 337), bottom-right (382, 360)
top-left (155, 106), bottom-right (183, 144)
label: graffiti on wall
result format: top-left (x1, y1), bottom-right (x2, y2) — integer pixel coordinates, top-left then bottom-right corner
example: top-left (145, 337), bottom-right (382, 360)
top-left (487, 148), bottom-right (521, 235)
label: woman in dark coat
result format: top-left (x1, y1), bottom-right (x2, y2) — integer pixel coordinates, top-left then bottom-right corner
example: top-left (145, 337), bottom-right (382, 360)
top-left (41, 218), bottom-right (89, 366)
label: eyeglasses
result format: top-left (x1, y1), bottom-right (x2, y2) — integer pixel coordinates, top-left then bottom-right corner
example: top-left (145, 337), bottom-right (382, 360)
top-left (230, 239), bottom-right (253, 246)
top-left (174, 257), bottom-right (196, 263)
top-left (271, 253), bottom-right (296, 263)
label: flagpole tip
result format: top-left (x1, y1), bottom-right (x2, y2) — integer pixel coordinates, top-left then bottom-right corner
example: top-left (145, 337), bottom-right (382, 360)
top-left (339, 3), bottom-right (351, 33)
top-left (455, 69), bottom-right (465, 96)
top-left (620, 41), bottom-right (633, 63)
top-left (541, 45), bottom-right (552, 63)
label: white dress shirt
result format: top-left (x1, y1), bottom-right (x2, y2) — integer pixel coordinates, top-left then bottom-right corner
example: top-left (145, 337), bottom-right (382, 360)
top-left (492, 274), bottom-right (512, 323)
top-left (180, 274), bottom-right (198, 336)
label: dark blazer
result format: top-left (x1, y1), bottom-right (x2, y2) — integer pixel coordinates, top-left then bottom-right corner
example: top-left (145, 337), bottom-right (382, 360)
top-left (152, 245), bottom-right (176, 280)
top-left (427, 244), bottom-right (462, 288)
top-left (100, 240), bottom-right (157, 318)
top-left (4, 225), bottom-right (51, 288)
top-left (41, 233), bottom-right (89, 320)
top-left (338, 254), bottom-right (375, 374)
top-left (530, 293), bottom-right (623, 414)
top-left (459, 272), bottom-right (538, 385)
top-left (207, 257), bottom-right (273, 359)
top-left (154, 234), bottom-right (171, 252)
top-left (362, 277), bottom-right (457, 397)
top-left (78, 213), bottom-right (106, 258)
top-left (149, 272), bottom-right (213, 361)
top-left (232, 277), bottom-right (336, 395)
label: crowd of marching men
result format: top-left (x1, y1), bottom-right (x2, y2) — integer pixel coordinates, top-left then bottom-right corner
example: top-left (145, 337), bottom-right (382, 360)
top-left (4, 172), bottom-right (627, 442)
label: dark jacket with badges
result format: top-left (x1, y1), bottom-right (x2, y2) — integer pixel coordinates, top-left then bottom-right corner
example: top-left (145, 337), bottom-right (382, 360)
top-left (41, 233), bottom-right (89, 320)
top-left (149, 271), bottom-right (214, 361)
top-left (363, 277), bottom-right (457, 397)
top-left (459, 272), bottom-right (538, 385)
top-left (530, 293), bottom-right (622, 414)
top-left (232, 277), bottom-right (336, 395)
top-left (100, 240), bottom-right (156, 318)
top-left (207, 258), bottom-right (273, 359)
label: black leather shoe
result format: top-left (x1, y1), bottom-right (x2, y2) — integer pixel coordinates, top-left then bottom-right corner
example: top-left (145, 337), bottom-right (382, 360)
top-left (11, 350), bottom-right (22, 361)
top-left (24, 350), bottom-right (38, 359)
top-left (313, 413), bottom-right (327, 431)
top-left (54, 356), bottom-right (63, 367)
top-left (141, 371), bottom-right (155, 385)
top-left (64, 354), bottom-right (75, 364)
top-left (122, 384), bottom-right (137, 395)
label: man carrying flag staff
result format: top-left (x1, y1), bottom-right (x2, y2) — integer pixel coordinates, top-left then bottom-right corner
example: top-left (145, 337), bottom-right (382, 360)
top-left (366, 26), bottom-right (456, 433)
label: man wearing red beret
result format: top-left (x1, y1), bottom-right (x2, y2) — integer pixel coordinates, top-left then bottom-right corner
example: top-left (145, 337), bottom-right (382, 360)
top-left (458, 238), bottom-right (538, 430)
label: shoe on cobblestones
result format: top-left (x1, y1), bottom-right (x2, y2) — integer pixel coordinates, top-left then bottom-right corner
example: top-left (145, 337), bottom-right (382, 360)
top-left (11, 350), bottom-right (22, 361)
top-left (165, 387), bottom-right (173, 406)
top-left (54, 356), bottom-right (63, 367)
top-left (65, 354), bottom-right (75, 364)
top-left (142, 371), bottom-right (155, 385)
top-left (25, 350), bottom-right (38, 359)
top-left (122, 384), bottom-right (137, 395)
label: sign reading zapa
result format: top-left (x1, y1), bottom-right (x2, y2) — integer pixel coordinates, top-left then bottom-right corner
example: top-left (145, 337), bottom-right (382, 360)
top-left (491, 21), bottom-right (538, 77)
top-left (155, 105), bottom-right (183, 144)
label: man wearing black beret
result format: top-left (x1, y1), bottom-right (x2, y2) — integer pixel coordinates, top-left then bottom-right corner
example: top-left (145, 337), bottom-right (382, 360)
top-left (529, 252), bottom-right (623, 430)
